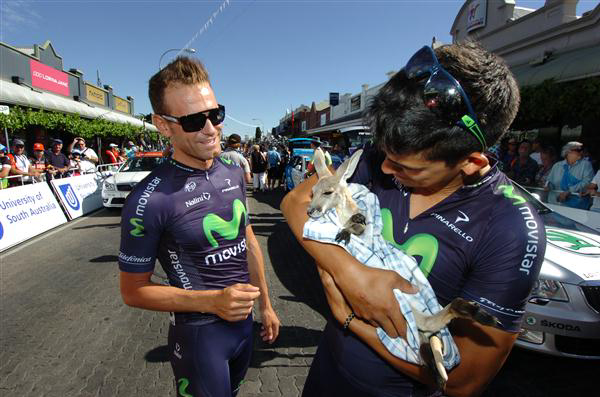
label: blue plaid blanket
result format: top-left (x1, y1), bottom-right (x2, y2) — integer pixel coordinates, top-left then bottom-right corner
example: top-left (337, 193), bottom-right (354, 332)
top-left (303, 183), bottom-right (460, 369)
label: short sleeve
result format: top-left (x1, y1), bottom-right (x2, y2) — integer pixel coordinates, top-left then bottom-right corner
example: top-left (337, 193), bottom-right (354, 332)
top-left (118, 178), bottom-right (165, 273)
top-left (240, 155), bottom-right (251, 174)
top-left (461, 206), bottom-right (546, 332)
top-left (593, 170), bottom-right (600, 186)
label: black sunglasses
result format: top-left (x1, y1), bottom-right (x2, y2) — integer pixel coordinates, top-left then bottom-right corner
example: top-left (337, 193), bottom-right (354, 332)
top-left (159, 104), bottom-right (225, 133)
top-left (403, 46), bottom-right (487, 151)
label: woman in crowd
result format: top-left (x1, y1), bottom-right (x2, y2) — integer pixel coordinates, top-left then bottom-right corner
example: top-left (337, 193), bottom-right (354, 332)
top-left (535, 146), bottom-right (557, 188)
top-left (545, 141), bottom-right (594, 209)
top-left (250, 144), bottom-right (268, 192)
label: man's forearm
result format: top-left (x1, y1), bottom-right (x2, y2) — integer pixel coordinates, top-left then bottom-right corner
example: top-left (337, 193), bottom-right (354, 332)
top-left (246, 226), bottom-right (272, 309)
top-left (120, 273), bottom-right (220, 313)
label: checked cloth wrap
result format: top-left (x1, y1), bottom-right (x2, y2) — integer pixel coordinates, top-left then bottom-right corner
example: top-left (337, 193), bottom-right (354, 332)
top-left (303, 183), bottom-right (460, 369)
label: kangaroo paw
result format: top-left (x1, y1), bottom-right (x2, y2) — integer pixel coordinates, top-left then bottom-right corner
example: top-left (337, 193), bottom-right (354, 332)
top-left (450, 298), bottom-right (500, 327)
top-left (335, 229), bottom-right (351, 245)
top-left (349, 213), bottom-right (366, 225)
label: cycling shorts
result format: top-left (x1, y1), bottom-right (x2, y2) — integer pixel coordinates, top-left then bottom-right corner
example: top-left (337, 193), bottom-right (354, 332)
top-left (169, 316), bottom-right (253, 397)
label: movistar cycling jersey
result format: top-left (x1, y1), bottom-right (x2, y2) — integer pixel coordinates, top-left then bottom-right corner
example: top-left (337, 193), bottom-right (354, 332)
top-left (349, 148), bottom-right (546, 332)
top-left (119, 157), bottom-right (249, 325)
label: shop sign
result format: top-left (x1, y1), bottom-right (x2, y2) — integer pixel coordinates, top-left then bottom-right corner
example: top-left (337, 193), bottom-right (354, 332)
top-left (50, 173), bottom-right (103, 220)
top-left (466, 0), bottom-right (487, 32)
top-left (29, 59), bottom-right (70, 96)
top-left (114, 96), bottom-right (130, 114)
top-left (85, 84), bottom-right (107, 106)
top-left (0, 105), bottom-right (9, 115)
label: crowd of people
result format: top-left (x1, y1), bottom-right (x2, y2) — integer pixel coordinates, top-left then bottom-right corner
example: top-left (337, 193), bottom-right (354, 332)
top-left (0, 137), bottom-right (141, 189)
top-left (489, 136), bottom-right (599, 212)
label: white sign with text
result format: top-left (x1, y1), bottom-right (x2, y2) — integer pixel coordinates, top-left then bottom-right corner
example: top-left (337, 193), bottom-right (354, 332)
top-left (0, 183), bottom-right (67, 251)
top-left (50, 173), bottom-right (103, 220)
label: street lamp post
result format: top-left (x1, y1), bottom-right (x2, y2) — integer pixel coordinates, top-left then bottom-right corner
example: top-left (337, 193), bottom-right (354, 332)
top-left (158, 48), bottom-right (196, 70)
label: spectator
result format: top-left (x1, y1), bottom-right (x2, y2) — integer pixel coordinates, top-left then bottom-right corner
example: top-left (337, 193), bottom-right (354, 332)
top-left (30, 143), bottom-right (48, 182)
top-left (507, 140), bottom-right (538, 186)
top-left (161, 142), bottom-right (174, 158)
top-left (9, 139), bottom-right (40, 184)
top-left (68, 137), bottom-right (99, 164)
top-left (586, 170), bottom-right (600, 213)
top-left (267, 146), bottom-right (282, 190)
top-left (105, 143), bottom-right (120, 164)
top-left (529, 137), bottom-right (543, 165)
top-left (70, 151), bottom-right (95, 175)
top-left (279, 145), bottom-right (291, 189)
top-left (250, 144), bottom-right (267, 192)
top-left (546, 141), bottom-right (594, 209)
top-left (500, 137), bottom-right (519, 171)
top-left (0, 144), bottom-right (11, 189)
top-left (220, 134), bottom-right (252, 184)
top-left (305, 139), bottom-right (332, 177)
top-left (330, 143), bottom-right (346, 169)
top-left (535, 146), bottom-right (557, 188)
top-left (46, 139), bottom-right (70, 179)
top-left (119, 148), bottom-right (128, 162)
top-left (124, 140), bottom-right (137, 158)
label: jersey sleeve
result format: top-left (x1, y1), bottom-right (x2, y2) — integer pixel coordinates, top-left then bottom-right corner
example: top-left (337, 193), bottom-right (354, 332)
top-left (118, 177), bottom-right (165, 273)
top-left (460, 204), bottom-right (546, 332)
top-left (240, 155), bottom-right (251, 174)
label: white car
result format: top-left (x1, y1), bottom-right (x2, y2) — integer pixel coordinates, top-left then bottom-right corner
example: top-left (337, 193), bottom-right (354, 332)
top-left (513, 184), bottom-right (600, 359)
top-left (101, 152), bottom-right (165, 208)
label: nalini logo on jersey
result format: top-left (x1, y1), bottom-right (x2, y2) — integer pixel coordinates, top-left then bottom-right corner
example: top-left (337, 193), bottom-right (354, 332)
top-left (184, 181), bottom-right (196, 192)
top-left (58, 184), bottom-right (80, 211)
top-left (203, 199), bottom-right (247, 248)
top-left (546, 228), bottom-right (600, 255)
top-left (185, 192), bottom-right (211, 208)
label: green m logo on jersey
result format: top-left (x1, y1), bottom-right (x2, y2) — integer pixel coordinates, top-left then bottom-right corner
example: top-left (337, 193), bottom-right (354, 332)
top-left (220, 156), bottom-right (233, 165)
top-left (203, 199), bottom-right (247, 248)
top-left (498, 184), bottom-right (526, 205)
top-left (129, 217), bottom-right (145, 237)
top-left (381, 209), bottom-right (439, 277)
top-left (177, 378), bottom-right (193, 397)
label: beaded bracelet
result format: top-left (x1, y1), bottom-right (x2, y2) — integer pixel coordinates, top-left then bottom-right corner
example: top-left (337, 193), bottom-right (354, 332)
top-left (342, 312), bottom-right (355, 330)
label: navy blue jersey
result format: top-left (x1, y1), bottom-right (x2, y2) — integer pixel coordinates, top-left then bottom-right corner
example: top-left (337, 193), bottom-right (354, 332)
top-left (119, 157), bottom-right (249, 325)
top-left (349, 148), bottom-right (545, 332)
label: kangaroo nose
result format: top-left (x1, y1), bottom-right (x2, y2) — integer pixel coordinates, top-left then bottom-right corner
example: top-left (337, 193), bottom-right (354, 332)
top-left (307, 207), bottom-right (318, 217)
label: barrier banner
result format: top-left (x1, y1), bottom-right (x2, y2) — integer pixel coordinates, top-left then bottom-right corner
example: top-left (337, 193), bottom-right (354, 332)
top-left (0, 183), bottom-right (68, 252)
top-left (50, 173), bottom-right (103, 220)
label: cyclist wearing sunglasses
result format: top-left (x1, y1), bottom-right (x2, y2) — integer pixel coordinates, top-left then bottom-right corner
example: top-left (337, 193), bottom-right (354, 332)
top-left (118, 57), bottom-right (279, 397)
top-left (283, 42), bottom-right (545, 396)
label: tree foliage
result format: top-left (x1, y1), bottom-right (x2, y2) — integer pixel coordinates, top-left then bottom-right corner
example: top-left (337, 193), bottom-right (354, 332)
top-left (0, 106), bottom-right (159, 140)
top-left (255, 126), bottom-right (262, 141)
top-left (513, 77), bottom-right (600, 129)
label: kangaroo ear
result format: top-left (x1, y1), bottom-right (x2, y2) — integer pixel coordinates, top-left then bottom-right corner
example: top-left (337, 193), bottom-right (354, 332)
top-left (335, 149), bottom-right (363, 183)
top-left (313, 148), bottom-right (332, 178)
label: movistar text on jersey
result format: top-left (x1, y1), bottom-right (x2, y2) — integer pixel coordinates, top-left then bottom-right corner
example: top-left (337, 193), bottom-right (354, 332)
top-left (430, 213), bottom-right (474, 242)
top-left (518, 205), bottom-right (540, 276)
top-left (136, 177), bottom-right (161, 217)
top-left (205, 238), bottom-right (247, 266)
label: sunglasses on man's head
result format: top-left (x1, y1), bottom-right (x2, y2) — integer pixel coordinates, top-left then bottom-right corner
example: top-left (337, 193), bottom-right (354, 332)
top-left (403, 46), bottom-right (487, 151)
top-left (571, 147), bottom-right (583, 152)
top-left (159, 104), bottom-right (225, 133)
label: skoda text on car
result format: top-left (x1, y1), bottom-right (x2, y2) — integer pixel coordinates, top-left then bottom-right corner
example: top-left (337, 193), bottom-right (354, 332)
top-left (102, 152), bottom-right (165, 208)
top-left (513, 183), bottom-right (600, 359)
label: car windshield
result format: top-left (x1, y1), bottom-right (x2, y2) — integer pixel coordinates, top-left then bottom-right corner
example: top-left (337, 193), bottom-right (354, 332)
top-left (119, 156), bottom-right (165, 172)
top-left (515, 184), bottom-right (599, 236)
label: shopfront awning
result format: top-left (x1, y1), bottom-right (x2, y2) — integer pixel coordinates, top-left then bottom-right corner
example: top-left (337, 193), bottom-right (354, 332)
top-left (0, 80), bottom-right (157, 131)
top-left (511, 44), bottom-right (600, 87)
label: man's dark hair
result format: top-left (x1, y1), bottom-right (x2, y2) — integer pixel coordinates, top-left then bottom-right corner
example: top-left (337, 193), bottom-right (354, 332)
top-left (227, 134), bottom-right (242, 147)
top-left (366, 41), bottom-right (520, 166)
top-left (149, 56), bottom-right (211, 114)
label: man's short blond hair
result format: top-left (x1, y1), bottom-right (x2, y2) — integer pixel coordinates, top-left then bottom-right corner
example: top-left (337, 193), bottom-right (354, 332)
top-left (149, 56), bottom-right (210, 114)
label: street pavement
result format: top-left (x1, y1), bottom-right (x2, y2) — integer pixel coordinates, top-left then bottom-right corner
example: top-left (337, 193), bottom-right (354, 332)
top-left (0, 188), bottom-right (596, 396)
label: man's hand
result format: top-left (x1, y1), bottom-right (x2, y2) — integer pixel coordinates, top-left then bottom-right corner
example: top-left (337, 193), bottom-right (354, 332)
top-left (336, 265), bottom-right (417, 339)
top-left (213, 283), bottom-right (260, 322)
top-left (259, 306), bottom-right (280, 344)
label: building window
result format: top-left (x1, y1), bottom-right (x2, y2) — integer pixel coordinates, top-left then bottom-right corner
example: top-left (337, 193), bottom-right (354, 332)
top-left (351, 95), bottom-right (361, 112)
top-left (320, 114), bottom-right (326, 126)
top-left (301, 120), bottom-right (306, 131)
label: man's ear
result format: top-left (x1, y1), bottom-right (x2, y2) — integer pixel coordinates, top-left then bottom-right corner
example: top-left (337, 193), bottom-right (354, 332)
top-left (152, 114), bottom-right (173, 139)
top-left (460, 152), bottom-right (489, 176)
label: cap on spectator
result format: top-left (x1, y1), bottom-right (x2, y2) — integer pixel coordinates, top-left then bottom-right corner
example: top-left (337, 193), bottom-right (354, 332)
top-left (33, 143), bottom-right (45, 151)
top-left (0, 144), bottom-right (6, 152)
top-left (109, 143), bottom-right (118, 148)
top-left (227, 134), bottom-right (241, 145)
top-left (13, 138), bottom-right (25, 146)
top-left (52, 138), bottom-right (63, 145)
top-left (126, 140), bottom-right (135, 147)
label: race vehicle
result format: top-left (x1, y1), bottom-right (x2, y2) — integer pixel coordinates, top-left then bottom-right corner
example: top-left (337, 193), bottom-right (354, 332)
top-left (101, 152), bottom-right (165, 208)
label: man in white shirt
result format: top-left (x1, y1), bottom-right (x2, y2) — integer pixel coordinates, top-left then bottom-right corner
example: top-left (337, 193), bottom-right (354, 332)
top-left (10, 139), bottom-right (39, 183)
top-left (586, 170), bottom-right (600, 213)
top-left (68, 137), bottom-right (99, 164)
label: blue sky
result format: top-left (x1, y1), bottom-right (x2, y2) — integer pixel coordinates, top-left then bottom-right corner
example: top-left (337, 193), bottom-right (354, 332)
top-left (1, 0), bottom-right (596, 139)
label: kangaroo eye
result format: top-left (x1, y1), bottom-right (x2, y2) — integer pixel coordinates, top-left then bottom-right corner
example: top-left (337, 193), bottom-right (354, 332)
top-left (323, 191), bottom-right (334, 195)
